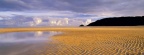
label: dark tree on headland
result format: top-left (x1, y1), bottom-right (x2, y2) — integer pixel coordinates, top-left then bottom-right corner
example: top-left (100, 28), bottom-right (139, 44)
top-left (79, 24), bottom-right (84, 27)
top-left (87, 16), bottom-right (144, 26)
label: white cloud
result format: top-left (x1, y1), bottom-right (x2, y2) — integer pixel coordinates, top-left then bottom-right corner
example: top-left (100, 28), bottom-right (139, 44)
top-left (0, 11), bottom-right (75, 17)
top-left (85, 19), bottom-right (92, 25)
top-left (33, 17), bottom-right (42, 25)
top-left (0, 17), bottom-right (3, 20)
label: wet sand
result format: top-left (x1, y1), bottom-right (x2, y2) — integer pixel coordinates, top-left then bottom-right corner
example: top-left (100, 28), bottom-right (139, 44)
top-left (0, 26), bottom-right (144, 55)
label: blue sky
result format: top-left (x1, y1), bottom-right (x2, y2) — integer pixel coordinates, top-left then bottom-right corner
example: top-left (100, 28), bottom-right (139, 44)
top-left (0, 0), bottom-right (144, 18)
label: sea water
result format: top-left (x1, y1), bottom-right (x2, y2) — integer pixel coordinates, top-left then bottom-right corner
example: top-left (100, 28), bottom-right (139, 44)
top-left (0, 31), bottom-right (60, 55)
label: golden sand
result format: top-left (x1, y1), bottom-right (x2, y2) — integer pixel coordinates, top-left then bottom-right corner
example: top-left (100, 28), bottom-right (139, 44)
top-left (0, 27), bottom-right (144, 55)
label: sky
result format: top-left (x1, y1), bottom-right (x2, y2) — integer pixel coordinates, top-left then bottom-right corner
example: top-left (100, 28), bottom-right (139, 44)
top-left (0, 0), bottom-right (144, 18)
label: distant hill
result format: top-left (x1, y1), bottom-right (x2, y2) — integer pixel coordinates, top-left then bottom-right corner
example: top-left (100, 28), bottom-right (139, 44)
top-left (87, 16), bottom-right (144, 26)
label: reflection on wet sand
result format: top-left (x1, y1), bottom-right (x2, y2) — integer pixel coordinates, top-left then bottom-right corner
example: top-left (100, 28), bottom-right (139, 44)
top-left (0, 31), bottom-right (60, 55)
top-left (35, 31), bottom-right (43, 36)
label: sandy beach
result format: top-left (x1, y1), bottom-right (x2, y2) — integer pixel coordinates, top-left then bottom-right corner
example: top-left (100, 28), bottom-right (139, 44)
top-left (0, 26), bottom-right (144, 55)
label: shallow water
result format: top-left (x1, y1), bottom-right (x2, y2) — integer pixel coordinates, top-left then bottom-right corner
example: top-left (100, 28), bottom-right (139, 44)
top-left (0, 31), bottom-right (60, 55)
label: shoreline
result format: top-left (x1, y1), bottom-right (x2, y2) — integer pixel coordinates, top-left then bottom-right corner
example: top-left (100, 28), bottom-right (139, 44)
top-left (0, 26), bottom-right (144, 33)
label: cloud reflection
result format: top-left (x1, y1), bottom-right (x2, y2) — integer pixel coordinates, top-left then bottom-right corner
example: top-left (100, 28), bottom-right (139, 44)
top-left (0, 31), bottom-right (61, 43)
top-left (0, 31), bottom-right (61, 55)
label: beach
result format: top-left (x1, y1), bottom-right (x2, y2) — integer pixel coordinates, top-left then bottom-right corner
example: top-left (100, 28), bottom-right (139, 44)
top-left (0, 26), bottom-right (144, 55)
